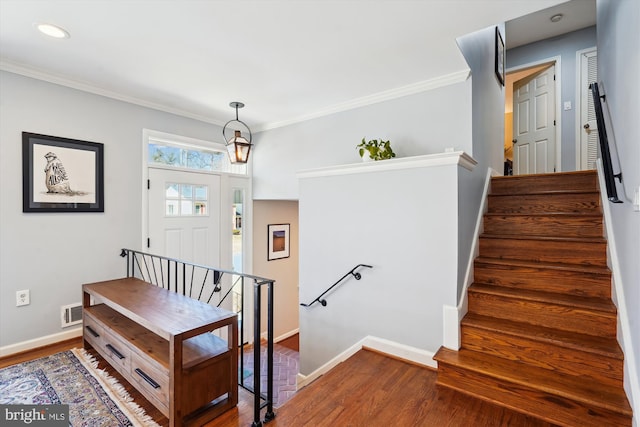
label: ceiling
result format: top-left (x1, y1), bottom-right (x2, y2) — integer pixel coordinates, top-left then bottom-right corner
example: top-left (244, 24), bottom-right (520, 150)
top-left (0, 0), bottom-right (594, 131)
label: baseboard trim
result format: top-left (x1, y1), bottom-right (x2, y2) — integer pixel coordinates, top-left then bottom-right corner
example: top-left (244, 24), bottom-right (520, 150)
top-left (260, 328), bottom-right (299, 344)
top-left (296, 336), bottom-right (435, 389)
top-left (0, 328), bottom-right (82, 357)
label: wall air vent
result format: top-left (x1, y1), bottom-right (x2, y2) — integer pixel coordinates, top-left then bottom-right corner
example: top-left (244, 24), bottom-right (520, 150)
top-left (61, 303), bottom-right (82, 328)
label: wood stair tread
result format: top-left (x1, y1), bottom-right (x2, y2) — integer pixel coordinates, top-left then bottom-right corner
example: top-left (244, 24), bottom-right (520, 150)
top-left (469, 283), bottom-right (617, 313)
top-left (480, 233), bottom-right (606, 244)
top-left (474, 256), bottom-right (611, 275)
top-left (489, 190), bottom-right (600, 196)
top-left (434, 347), bottom-right (632, 416)
top-left (492, 171), bottom-right (596, 179)
top-left (484, 212), bottom-right (603, 218)
top-left (461, 312), bottom-right (623, 359)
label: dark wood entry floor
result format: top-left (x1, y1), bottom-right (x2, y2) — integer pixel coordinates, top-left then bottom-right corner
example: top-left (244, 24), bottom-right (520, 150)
top-left (1, 338), bottom-right (555, 426)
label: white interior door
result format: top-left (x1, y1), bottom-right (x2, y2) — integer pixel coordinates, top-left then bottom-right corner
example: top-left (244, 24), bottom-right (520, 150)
top-left (513, 64), bottom-right (556, 175)
top-left (148, 167), bottom-right (220, 267)
top-left (578, 48), bottom-right (598, 170)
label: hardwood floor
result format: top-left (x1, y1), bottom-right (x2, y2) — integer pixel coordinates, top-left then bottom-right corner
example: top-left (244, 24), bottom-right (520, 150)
top-left (1, 337), bottom-right (556, 426)
top-left (275, 333), bottom-right (299, 352)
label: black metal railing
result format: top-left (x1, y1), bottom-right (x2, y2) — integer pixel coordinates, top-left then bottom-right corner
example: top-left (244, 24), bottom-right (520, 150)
top-left (119, 248), bottom-right (275, 427)
top-left (590, 82), bottom-right (623, 203)
top-left (300, 264), bottom-right (372, 307)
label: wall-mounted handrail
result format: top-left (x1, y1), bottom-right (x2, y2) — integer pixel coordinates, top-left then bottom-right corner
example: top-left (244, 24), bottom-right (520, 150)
top-left (590, 82), bottom-right (623, 203)
top-left (300, 264), bottom-right (372, 307)
top-left (119, 248), bottom-right (276, 427)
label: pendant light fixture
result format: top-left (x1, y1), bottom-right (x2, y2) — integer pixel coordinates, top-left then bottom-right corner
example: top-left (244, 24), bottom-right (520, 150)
top-left (223, 102), bottom-right (252, 164)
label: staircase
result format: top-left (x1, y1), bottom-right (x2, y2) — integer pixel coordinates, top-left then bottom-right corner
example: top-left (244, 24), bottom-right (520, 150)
top-left (434, 171), bottom-right (633, 426)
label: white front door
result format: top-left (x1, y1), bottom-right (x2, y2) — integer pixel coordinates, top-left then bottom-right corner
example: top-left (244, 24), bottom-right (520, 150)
top-left (148, 167), bottom-right (221, 267)
top-left (513, 64), bottom-right (556, 175)
top-left (578, 48), bottom-right (598, 170)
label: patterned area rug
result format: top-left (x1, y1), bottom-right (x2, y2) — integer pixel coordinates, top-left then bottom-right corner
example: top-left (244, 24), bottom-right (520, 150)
top-left (241, 343), bottom-right (299, 408)
top-left (0, 348), bottom-right (159, 427)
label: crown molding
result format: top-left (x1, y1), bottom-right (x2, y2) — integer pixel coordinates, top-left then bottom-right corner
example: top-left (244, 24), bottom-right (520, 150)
top-left (2, 58), bottom-right (469, 132)
top-left (255, 69), bottom-right (471, 132)
top-left (0, 59), bottom-right (227, 127)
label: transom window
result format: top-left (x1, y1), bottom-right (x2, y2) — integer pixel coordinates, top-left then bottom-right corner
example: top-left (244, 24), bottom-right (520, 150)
top-left (149, 142), bottom-right (247, 174)
top-left (165, 183), bottom-right (208, 216)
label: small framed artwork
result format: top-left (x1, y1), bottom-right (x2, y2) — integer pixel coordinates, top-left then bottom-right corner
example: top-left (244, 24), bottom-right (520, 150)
top-left (495, 26), bottom-right (505, 86)
top-left (267, 223), bottom-right (290, 261)
top-left (22, 132), bottom-right (104, 212)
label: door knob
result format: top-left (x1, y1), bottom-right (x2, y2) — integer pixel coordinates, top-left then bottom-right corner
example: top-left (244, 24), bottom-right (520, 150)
top-left (584, 123), bottom-right (590, 129)
top-left (512, 139), bottom-right (517, 143)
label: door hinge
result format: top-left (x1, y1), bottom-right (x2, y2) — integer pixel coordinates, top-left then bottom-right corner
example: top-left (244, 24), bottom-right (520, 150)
top-left (554, 120), bottom-right (556, 126)
top-left (147, 238), bottom-right (150, 248)
top-left (554, 74), bottom-right (556, 80)
top-left (147, 179), bottom-right (150, 190)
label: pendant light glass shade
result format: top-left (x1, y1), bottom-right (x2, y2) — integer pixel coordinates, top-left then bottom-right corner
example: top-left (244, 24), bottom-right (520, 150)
top-left (226, 130), bottom-right (252, 164)
top-left (223, 102), bottom-right (252, 164)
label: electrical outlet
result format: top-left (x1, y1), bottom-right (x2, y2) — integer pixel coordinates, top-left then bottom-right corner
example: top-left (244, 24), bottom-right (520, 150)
top-left (16, 289), bottom-right (30, 306)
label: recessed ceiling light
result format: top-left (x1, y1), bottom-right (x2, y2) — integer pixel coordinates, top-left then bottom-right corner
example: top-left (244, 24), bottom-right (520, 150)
top-left (550, 14), bottom-right (564, 23)
top-left (36, 23), bottom-right (70, 39)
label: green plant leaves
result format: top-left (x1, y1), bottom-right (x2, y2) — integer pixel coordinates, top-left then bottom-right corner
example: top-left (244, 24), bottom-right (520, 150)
top-left (356, 138), bottom-right (396, 160)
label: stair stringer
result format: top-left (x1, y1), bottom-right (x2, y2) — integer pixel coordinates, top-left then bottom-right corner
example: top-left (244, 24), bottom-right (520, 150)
top-left (443, 166), bottom-right (499, 351)
top-left (597, 159), bottom-right (639, 426)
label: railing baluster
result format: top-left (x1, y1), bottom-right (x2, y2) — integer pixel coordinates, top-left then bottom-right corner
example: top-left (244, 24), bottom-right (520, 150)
top-left (119, 248), bottom-right (275, 427)
top-left (212, 276), bottom-right (236, 306)
top-left (182, 263), bottom-right (186, 296)
top-left (159, 258), bottom-right (165, 289)
top-left (151, 257), bottom-right (159, 286)
top-left (252, 280), bottom-right (262, 427)
top-left (198, 269), bottom-right (209, 301)
top-left (264, 279), bottom-right (275, 422)
top-left (141, 255), bottom-right (151, 283)
top-left (187, 265), bottom-right (193, 298)
top-left (133, 253), bottom-right (143, 280)
top-left (174, 260), bottom-right (178, 293)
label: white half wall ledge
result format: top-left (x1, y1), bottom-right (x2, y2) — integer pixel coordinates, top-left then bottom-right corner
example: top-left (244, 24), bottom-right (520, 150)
top-left (0, 327), bottom-right (82, 357)
top-left (296, 336), bottom-right (436, 390)
top-left (297, 151), bottom-right (478, 180)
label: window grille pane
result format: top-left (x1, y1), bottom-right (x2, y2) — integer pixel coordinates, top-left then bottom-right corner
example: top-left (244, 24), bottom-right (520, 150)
top-left (166, 183), bottom-right (179, 198)
top-left (181, 200), bottom-right (193, 215)
top-left (194, 186), bottom-right (207, 200)
top-left (166, 200), bottom-right (179, 216)
top-left (181, 184), bottom-right (193, 198)
top-left (195, 202), bottom-right (207, 215)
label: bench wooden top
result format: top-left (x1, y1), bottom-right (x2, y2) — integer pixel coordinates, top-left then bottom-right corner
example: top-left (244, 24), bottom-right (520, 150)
top-left (83, 277), bottom-right (236, 340)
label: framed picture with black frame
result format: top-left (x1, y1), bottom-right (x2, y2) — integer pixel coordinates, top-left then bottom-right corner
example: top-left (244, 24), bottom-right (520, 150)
top-left (267, 223), bottom-right (290, 261)
top-left (495, 26), bottom-right (505, 86)
top-left (22, 132), bottom-right (104, 212)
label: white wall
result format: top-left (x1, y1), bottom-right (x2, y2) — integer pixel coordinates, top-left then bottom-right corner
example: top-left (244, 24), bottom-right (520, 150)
top-left (252, 78), bottom-right (472, 200)
top-left (456, 24), bottom-right (507, 298)
top-left (298, 159), bottom-right (464, 374)
top-left (0, 71), bottom-right (224, 349)
top-left (597, 0), bottom-right (640, 419)
top-left (252, 200), bottom-right (299, 340)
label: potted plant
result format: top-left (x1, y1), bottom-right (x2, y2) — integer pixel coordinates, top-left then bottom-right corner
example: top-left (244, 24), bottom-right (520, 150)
top-left (356, 138), bottom-right (396, 161)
